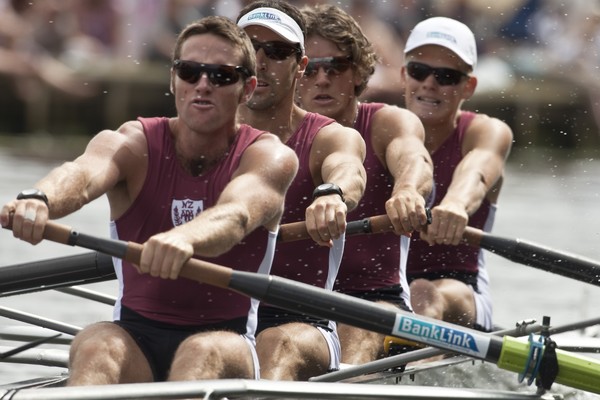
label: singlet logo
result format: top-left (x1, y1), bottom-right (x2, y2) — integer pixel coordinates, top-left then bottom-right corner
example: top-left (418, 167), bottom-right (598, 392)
top-left (171, 199), bottom-right (203, 226)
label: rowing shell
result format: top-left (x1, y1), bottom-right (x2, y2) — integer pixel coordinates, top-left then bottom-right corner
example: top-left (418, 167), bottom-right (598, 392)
top-left (0, 377), bottom-right (566, 400)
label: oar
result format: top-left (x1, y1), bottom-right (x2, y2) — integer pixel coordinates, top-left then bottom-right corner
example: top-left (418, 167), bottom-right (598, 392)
top-left (278, 211), bottom-right (431, 242)
top-left (0, 333), bottom-right (61, 360)
top-left (0, 251), bottom-right (115, 297)
top-left (278, 214), bottom-right (393, 242)
top-left (462, 228), bottom-right (600, 286)
top-left (3, 220), bottom-right (600, 394)
top-left (312, 316), bottom-right (600, 383)
top-left (311, 320), bottom-right (545, 383)
top-left (280, 214), bottom-right (600, 287)
top-left (0, 212), bottom-right (415, 297)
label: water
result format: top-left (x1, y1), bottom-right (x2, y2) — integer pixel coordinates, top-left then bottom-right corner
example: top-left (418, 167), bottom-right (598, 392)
top-left (1, 146), bottom-right (599, 398)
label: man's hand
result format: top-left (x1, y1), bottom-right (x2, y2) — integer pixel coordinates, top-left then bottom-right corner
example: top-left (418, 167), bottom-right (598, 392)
top-left (420, 203), bottom-right (468, 246)
top-left (0, 199), bottom-right (49, 245)
top-left (138, 232), bottom-right (194, 280)
top-left (305, 195), bottom-right (347, 247)
top-left (385, 189), bottom-right (429, 235)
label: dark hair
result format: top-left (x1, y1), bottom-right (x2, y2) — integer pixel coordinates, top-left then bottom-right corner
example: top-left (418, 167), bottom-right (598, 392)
top-left (301, 4), bottom-right (378, 96)
top-left (236, 0), bottom-right (306, 61)
top-left (172, 15), bottom-right (256, 77)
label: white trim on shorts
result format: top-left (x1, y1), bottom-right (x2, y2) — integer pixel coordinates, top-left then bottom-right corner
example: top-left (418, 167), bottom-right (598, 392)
top-left (317, 320), bottom-right (341, 371)
top-left (242, 334), bottom-right (261, 379)
top-left (473, 203), bottom-right (497, 331)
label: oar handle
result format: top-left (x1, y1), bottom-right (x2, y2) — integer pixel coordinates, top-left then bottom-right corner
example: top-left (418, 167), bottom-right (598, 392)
top-left (462, 226), bottom-right (482, 247)
top-left (278, 213), bottom-right (427, 243)
top-left (5, 219), bottom-right (235, 290)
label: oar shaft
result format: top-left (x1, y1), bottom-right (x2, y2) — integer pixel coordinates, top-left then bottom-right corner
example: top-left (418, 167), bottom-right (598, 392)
top-left (464, 227), bottom-right (600, 287)
top-left (281, 214), bottom-right (600, 288)
top-left (499, 336), bottom-right (600, 394)
top-left (311, 322), bottom-right (544, 383)
top-left (228, 270), bottom-right (504, 363)
top-left (0, 252), bottom-right (115, 297)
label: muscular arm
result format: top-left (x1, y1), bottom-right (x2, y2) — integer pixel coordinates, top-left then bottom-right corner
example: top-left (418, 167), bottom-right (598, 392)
top-left (425, 114), bottom-right (513, 245)
top-left (43, 122), bottom-right (145, 219)
top-left (0, 121), bottom-right (146, 244)
top-left (184, 133), bottom-right (297, 256)
top-left (372, 105), bottom-right (433, 234)
top-left (139, 134), bottom-right (298, 278)
top-left (306, 122), bottom-right (366, 246)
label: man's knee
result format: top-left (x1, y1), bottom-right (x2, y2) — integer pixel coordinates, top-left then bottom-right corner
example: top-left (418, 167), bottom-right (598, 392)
top-left (68, 322), bottom-right (151, 385)
top-left (256, 326), bottom-right (297, 361)
top-left (256, 324), bottom-right (330, 380)
top-left (70, 322), bottom-right (127, 361)
top-left (409, 278), bottom-right (444, 318)
top-left (171, 332), bottom-right (254, 380)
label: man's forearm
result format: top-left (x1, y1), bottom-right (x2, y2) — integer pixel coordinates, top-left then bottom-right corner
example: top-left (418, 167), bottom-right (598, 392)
top-left (35, 162), bottom-right (92, 219)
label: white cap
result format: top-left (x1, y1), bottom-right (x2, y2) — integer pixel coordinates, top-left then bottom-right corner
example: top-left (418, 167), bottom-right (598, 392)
top-left (404, 17), bottom-right (477, 68)
top-left (237, 7), bottom-right (304, 53)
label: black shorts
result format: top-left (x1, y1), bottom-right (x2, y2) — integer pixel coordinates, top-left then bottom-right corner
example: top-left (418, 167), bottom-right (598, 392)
top-left (257, 306), bottom-right (333, 334)
top-left (114, 306), bottom-right (247, 381)
top-left (339, 284), bottom-right (412, 312)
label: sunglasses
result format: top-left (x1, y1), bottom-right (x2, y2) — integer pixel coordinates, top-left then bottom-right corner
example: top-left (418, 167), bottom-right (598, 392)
top-left (173, 60), bottom-right (251, 86)
top-left (304, 56), bottom-right (353, 78)
top-left (251, 39), bottom-right (301, 61)
top-left (406, 61), bottom-right (468, 86)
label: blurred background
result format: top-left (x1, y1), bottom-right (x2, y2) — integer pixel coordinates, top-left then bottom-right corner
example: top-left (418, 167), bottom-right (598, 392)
top-left (1, 0), bottom-right (600, 158)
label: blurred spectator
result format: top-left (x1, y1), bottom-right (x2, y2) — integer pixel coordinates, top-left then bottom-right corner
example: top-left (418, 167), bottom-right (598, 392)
top-left (528, 1), bottom-right (600, 131)
top-left (1, 0), bottom-right (598, 138)
top-left (144, 0), bottom-right (245, 64)
top-left (380, 0), bottom-right (430, 42)
top-left (145, 0), bottom-right (206, 63)
top-left (62, 0), bottom-right (122, 68)
top-left (0, 0), bottom-right (96, 99)
top-left (345, 0), bottom-right (407, 105)
top-left (497, 0), bottom-right (541, 44)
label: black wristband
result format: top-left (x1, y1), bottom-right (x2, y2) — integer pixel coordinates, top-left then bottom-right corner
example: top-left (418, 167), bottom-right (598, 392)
top-left (312, 183), bottom-right (345, 203)
top-left (17, 189), bottom-right (49, 207)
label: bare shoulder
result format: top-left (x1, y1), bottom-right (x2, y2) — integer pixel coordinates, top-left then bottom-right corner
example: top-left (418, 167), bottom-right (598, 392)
top-left (116, 120), bottom-right (145, 136)
top-left (86, 120), bottom-right (146, 154)
top-left (468, 113), bottom-right (513, 140)
top-left (464, 112), bottom-right (513, 156)
top-left (252, 132), bottom-right (296, 158)
top-left (114, 120), bottom-right (147, 152)
top-left (318, 120), bottom-right (364, 142)
top-left (241, 132), bottom-right (298, 173)
top-left (375, 103), bottom-right (419, 121)
top-left (252, 131), bottom-right (286, 146)
top-left (372, 104), bottom-right (424, 138)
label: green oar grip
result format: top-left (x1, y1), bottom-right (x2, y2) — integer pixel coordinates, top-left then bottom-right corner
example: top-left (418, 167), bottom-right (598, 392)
top-left (498, 336), bottom-right (600, 394)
